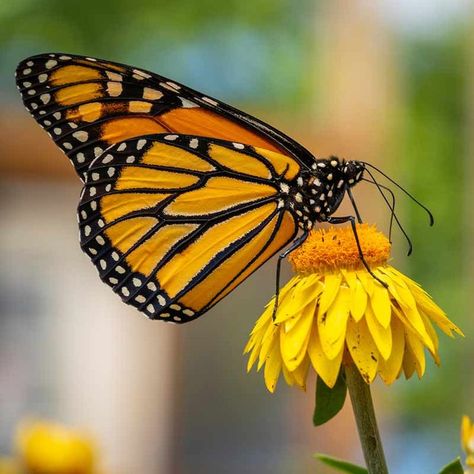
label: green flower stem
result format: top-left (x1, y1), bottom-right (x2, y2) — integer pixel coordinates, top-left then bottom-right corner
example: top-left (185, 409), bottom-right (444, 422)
top-left (344, 364), bottom-right (389, 474)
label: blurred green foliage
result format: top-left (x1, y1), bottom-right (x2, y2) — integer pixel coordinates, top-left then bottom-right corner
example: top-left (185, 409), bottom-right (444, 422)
top-left (396, 31), bottom-right (469, 424)
top-left (0, 0), bottom-right (313, 108)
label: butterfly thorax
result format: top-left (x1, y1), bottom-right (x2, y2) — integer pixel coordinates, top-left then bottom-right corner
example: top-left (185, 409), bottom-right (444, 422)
top-left (289, 157), bottom-right (365, 230)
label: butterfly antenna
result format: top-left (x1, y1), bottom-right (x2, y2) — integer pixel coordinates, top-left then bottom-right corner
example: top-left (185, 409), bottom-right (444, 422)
top-left (362, 178), bottom-right (396, 242)
top-left (362, 162), bottom-right (434, 226)
top-left (363, 170), bottom-right (413, 256)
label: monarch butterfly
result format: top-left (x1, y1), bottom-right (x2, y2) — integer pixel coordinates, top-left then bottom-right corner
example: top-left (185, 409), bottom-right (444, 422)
top-left (15, 53), bottom-right (432, 323)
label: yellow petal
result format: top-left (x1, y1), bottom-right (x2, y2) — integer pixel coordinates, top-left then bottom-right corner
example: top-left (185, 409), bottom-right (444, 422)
top-left (290, 354), bottom-right (310, 390)
top-left (392, 303), bottom-right (434, 354)
top-left (350, 278), bottom-right (368, 322)
top-left (280, 279), bottom-right (320, 331)
top-left (280, 299), bottom-right (316, 371)
top-left (318, 273), bottom-right (343, 315)
top-left (377, 317), bottom-right (405, 384)
top-left (370, 282), bottom-right (391, 328)
top-left (409, 284), bottom-right (463, 337)
top-left (271, 275), bottom-right (302, 324)
top-left (402, 342), bottom-right (417, 379)
top-left (250, 300), bottom-right (274, 335)
top-left (258, 324), bottom-right (278, 371)
top-left (346, 317), bottom-right (379, 383)
top-left (365, 303), bottom-right (392, 360)
top-left (288, 274), bottom-right (322, 314)
top-left (382, 267), bottom-right (417, 309)
top-left (318, 286), bottom-right (351, 360)
top-left (282, 365), bottom-right (298, 387)
top-left (405, 330), bottom-right (426, 378)
top-left (419, 311), bottom-right (440, 364)
top-left (264, 341), bottom-right (282, 393)
top-left (246, 325), bottom-right (270, 372)
top-left (461, 415), bottom-right (472, 452)
top-left (308, 321), bottom-right (343, 388)
top-left (356, 270), bottom-right (374, 297)
top-left (341, 268), bottom-right (357, 289)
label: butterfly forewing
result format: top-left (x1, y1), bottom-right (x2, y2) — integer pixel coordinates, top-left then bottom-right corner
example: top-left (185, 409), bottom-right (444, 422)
top-left (16, 53), bottom-right (314, 182)
top-left (78, 135), bottom-right (298, 322)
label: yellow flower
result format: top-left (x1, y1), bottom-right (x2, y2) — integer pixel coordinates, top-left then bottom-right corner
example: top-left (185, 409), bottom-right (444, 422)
top-left (462, 415), bottom-right (474, 467)
top-left (244, 225), bottom-right (463, 392)
top-left (15, 419), bottom-right (97, 474)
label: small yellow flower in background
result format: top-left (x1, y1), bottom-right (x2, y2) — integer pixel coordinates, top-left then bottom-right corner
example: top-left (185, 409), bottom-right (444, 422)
top-left (462, 415), bottom-right (474, 468)
top-left (15, 420), bottom-right (97, 474)
top-left (245, 224), bottom-right (463, 392)
top-left (0, 457), bottom-right (20, 474)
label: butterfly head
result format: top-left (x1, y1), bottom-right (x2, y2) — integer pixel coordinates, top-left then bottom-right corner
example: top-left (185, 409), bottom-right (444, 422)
top-left (294, 157), bottom-right (365, 225)
top-left (342, 159), bottom-right (365, 187)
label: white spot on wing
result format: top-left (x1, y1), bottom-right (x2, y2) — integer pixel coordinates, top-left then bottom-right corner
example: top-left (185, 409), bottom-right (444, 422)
top-left (157, 295), bottom-right (166, 306)
top-left (107, 81), bottom-right (122, 97)
top-left (45, 59), bottom-right (57, 69)
top-left (106, 71), bottom-right (122, 81)
top-left (73, 131), bottom-right (88, 142)
top-left (133, 69), bottom-right (151, 79)
top-left (202, 96), bottom-right (218, 106)
top-left (179, 97), bottom-right (198, 108)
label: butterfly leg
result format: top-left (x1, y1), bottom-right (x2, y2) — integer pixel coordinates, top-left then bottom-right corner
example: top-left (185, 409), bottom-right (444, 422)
top-left (272, 232), bottom-right (309, 321)
top-left (326, 215), bottom-right (388, 288)
top-left (347, 188), bottom-right (363, 224)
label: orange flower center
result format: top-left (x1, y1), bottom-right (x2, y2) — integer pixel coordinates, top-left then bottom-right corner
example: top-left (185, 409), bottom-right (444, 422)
top-left (289, 224), bottom-right (391, 274)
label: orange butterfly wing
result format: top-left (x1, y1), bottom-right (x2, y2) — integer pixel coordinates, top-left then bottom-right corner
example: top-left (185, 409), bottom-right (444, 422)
top-left (16, 53), bottom-right (314, 181)
top-left (78, 135), bottom-right (297, 321)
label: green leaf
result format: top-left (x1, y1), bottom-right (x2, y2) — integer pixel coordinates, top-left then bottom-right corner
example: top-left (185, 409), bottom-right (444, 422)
top-left (315, 454), bottom-right (368, 474)
top-left (313, 372), bottom-right (347, 426)
top-left (438, 457), bottom-right (464, 474)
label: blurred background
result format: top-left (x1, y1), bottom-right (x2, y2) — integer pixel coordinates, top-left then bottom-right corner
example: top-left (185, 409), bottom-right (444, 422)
top-left (0, 0), bottom-right (472, 472)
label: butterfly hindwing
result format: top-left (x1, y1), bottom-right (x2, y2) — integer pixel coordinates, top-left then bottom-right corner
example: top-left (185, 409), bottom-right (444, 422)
top-left (16, 53), bottom-right (314, 182)
top-left (78, 135), bottom-right (298, 322)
